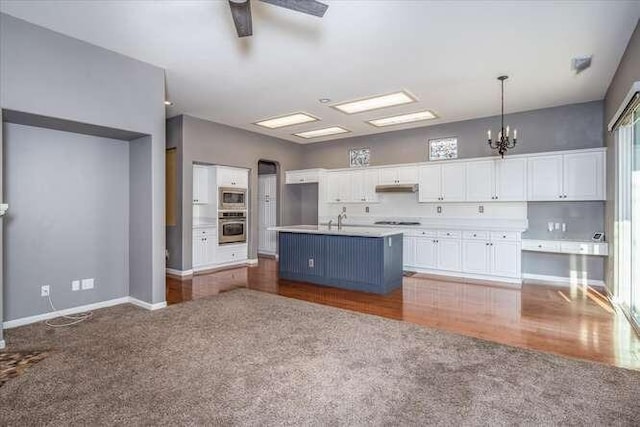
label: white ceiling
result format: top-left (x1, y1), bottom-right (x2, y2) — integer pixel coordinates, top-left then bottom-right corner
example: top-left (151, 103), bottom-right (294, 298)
top-left (1, 0), bottom-right (639, 143)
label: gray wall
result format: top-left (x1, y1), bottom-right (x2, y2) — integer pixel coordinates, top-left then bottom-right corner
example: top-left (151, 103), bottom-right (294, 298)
top-left (603, 19), bottom-right (640, 293)
top-left (302, 101), bottom-right (603, 169)
top-left (169, 115), bottom-right (305, 270)
top-left (0, 13), bottom-right (166, 320)
top-left (4, 124), bottom-right (130, 321)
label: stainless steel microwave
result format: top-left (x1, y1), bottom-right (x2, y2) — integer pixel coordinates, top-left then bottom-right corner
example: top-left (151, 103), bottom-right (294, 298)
top-left (219, 187), bottom-right (247, 210)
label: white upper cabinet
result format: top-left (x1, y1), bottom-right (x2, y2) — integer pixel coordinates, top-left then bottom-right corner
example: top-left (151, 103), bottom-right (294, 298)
top-left (466, 158), bottom-right (526, 202)
top-left (417, 164), bottom-right (441, 202)
top-left (349, 169), bottom-right (379, 203)
top-left (418, 163), bottom-right (465, 202)
top-left (563, 151), bottom-right (605, 200)
top-left (326, 171), bottom-right (351, 203)
top-left (528, 155), bottom-right (564, 200)
top-left (495, 157), bottom-right (527, 201)
top-left (379, 166), bottom-right (418, 185)
top-left (466, 160), bottom-right (495, 202)
top-left (193, 165), bottom-right (210, 204)
top-left (527, 149), bottom-right (605, 201)
top-left (285, 169), bottom-right (324, 184)
top-left (441, 163), bottom-right (466, 201)
top-left (217, 166), bottom-right (248, 188)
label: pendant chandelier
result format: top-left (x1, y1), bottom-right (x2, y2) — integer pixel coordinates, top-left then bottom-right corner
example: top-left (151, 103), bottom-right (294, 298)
top-left (487, 75), bottom-right (517, 158)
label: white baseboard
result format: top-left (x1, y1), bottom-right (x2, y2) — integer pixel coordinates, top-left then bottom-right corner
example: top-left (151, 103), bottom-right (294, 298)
top-left (522, 273), bottom-right (605, 288)
top-left (3, 296), bottom-right (167, 330)
top-left (406, 267), bottom-right (522, 287)
top-left (128, 297), bottom-right (167, 311)
top-left (166, 268), bottom-right (193, 277)
top-left (0, 339), bottom-right (5, 349)
top-left (194, 258), bottom-right (257, 273)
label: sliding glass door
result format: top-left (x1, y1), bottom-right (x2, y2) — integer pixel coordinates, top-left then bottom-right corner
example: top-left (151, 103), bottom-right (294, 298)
top-left (632, 105), bottom-right (640, 326)
top-left (615, 97), bottom-right (640, 329)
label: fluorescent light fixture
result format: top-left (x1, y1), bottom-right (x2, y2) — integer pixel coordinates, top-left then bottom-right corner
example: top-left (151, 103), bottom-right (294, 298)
top-left (294, 126), bottom-right (350, 139)
top-left (367, 110), bottom-right (438, 127)
top-left (332, 91), bottom-right (416, 114)
top-left (254, 112), bottom-right (318, 129)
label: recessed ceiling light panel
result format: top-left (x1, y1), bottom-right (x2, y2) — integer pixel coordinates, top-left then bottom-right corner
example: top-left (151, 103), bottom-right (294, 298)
top-left (332, 91), bottom-right (416, 114)
top-left (367, 110), bottom-right (438, 127)
top-left (294, 126), bottom-right (350, 139)
top-left (254, 112), bottom-right (318, 129)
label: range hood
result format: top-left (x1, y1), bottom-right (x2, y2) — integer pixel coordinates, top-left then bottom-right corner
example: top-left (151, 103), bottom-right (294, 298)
top-left (375, 184), bottom-right (418, 193)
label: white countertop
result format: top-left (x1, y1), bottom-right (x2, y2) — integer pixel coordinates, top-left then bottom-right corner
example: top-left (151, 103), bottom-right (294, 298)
top-left (318, 218), bottom-right (528, 232)
top-left (269, 225), bottom-right (404, 238)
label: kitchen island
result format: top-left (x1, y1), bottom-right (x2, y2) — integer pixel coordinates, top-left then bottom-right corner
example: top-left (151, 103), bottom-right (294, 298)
top-left (269, 225), bottom-right (404, 295)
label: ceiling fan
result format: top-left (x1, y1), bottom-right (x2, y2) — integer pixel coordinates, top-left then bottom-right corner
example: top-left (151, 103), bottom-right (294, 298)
top-left (228, 0), bottom-right (329, 37)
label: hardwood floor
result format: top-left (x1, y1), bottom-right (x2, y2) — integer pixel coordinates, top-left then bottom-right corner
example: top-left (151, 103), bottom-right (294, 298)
top-left (167, 258), bottom-right (640, 370)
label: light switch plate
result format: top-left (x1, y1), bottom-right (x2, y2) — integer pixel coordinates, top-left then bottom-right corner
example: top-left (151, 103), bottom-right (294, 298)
top-left (72, 280), bottom-right (80, 291)
top-left (81, 278), bottom-right (94, 290)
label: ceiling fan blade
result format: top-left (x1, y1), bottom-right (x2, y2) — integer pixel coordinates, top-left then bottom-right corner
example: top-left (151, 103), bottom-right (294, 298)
top-left (259, 0), bottom-right (328, 17)
top-left (228, 0), bottom-right (253, 37)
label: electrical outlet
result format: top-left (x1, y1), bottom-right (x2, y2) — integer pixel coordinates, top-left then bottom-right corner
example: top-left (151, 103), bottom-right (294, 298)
top-left (365, 206), bottom-right (369, 213)
top-left (478, 205), bottom-right (484, 214)
top-left (72, 280), bottom-right (80, 291)
top-left (81, 278), bottom-right (94, 290)
top-left (41, 285), bottom-right (50, 297)
top-left (342, 206), bottom-right (347, 213)
top-left (437, 206), bottom-right (442, 214)
top-left (308, 258), bottom-right (314, 268)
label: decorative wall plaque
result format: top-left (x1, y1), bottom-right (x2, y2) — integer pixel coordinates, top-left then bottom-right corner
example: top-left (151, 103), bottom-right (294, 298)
top-left (429, 137), bottom-right (458, 160)
top-left (349, 147), bottom-right (370, 167)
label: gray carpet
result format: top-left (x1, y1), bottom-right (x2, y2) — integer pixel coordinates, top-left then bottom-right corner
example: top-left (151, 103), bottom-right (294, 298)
top-left (1, 289), bottom-right (639, 425)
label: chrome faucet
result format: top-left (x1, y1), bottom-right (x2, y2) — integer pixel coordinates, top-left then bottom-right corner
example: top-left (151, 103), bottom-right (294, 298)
top-left (337, 212), bottom-right (347, 230)
top-left (327, 219), bottom-right (333, 230)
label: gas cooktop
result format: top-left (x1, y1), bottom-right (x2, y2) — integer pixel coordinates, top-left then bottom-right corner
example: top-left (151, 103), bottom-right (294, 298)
top-left (374, 221), bottom-right (421, 226)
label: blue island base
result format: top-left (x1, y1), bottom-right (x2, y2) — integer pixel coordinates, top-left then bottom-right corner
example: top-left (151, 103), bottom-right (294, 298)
top-left (278, 232), bottom-right (403, 295)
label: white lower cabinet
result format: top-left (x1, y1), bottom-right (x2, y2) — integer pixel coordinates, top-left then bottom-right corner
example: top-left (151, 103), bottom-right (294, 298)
top-left (415, 237), bottom-right (437, 269)
top-left (491, 240), bottom-right (520, 278)
top-left (462, 240), bottom-right (492, 274)
top-left (461, 233), bottom-right (520, 279)
top-left (192, 227), bottom-right (217, 267)
top-left (404, 228), bottom-right (521, 282)
top-left (216, 243), bottom-right (248, 264)
top-left (193, 228), bottom-right (248, 270)
top-left (436, 238), bottom-right (461, 271)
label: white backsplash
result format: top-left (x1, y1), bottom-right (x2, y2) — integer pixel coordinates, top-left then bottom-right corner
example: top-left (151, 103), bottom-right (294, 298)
top-left (318, 192), bottom-right (527, 224)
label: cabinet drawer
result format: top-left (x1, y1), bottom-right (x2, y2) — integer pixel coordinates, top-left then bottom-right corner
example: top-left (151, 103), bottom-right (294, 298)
top-left (463, 231), bottom-right (489, 240)
top-left (522, 240), bottom-right (560, 252)
top-left (491, 231), bottom-right (519, 242)
top-left (405, 229), bottom-right (436, 238)
top-left (438, 230), bottom-right (461, 239)
top-left (216, 243), bottom-right (248, 263)
top-left (193, 227), bottom-right (217, 237)
top-left (560, 242), bottom-right (591, 255)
